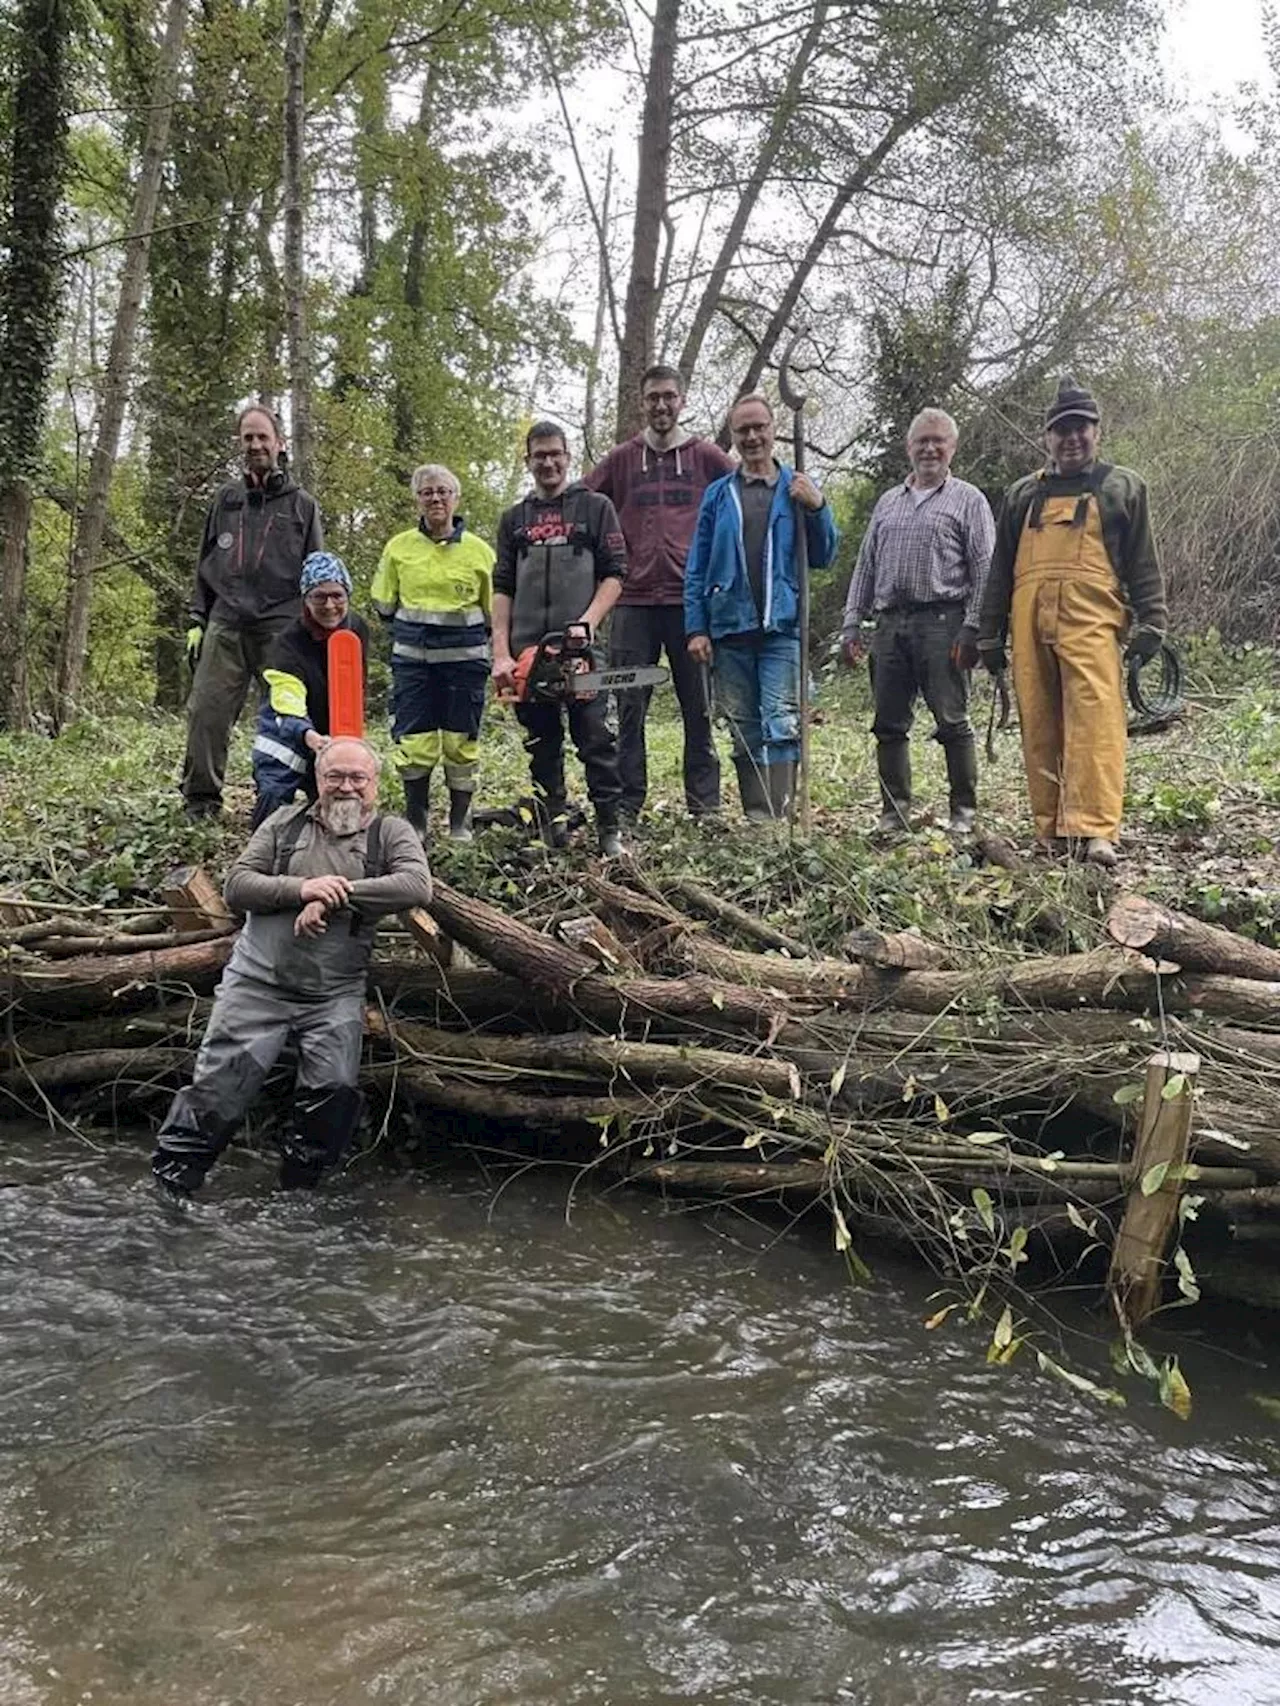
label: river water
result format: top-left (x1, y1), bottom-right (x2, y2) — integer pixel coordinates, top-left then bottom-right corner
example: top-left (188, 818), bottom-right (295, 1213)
top-left (2, 1131), bottom-right (1279, 1706)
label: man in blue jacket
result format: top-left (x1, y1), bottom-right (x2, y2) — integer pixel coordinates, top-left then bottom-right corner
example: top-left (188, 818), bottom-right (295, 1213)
top-left (684, 392), bottom-right (839, 820)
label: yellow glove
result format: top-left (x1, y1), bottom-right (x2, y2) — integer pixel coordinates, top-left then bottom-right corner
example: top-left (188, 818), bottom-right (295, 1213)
top-left (185, 625), bottom-right (205, 666)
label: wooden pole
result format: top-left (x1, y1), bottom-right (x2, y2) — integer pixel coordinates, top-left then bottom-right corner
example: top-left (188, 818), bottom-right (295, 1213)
top-left (1108, 1049), bottom-right (1201, 1330)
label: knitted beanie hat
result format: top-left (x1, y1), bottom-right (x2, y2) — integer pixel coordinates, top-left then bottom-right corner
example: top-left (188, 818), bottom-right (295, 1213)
top-left (299, 551), bottom-right (352, 595)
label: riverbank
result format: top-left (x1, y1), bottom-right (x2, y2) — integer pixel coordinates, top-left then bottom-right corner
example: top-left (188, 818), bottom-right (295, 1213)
top-left (2, 639), bottom-right (1280, 1411)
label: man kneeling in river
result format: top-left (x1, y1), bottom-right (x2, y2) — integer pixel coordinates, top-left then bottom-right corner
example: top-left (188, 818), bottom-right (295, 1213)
top-left (151, 739), bottom-right (433, 1198)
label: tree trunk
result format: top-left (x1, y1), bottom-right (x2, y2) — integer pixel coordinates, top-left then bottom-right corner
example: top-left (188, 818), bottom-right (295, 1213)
top-left (1106, 893), bottom-right (1280, 981)
top-left (55, 0), bottom-right (189, 727)
top-left (425, 880), bottom-right (786, 1034)
top-left (1108, 1051), bottom-right (1200, 1330)
top-left (3, 937), bottom-right (235, 1017)
top-left (614, 0), bottom-right (678, 440)
top-left (582, 148), bottom-right (614, 466)
top-left (0, 0), bottom-right (73, 728)
top-left (283, 0), bottom-right (314, 491)
top-left (676, 1), bottom-right (827, 387)
top-left (385, 1021), bottom-right (801, 1099)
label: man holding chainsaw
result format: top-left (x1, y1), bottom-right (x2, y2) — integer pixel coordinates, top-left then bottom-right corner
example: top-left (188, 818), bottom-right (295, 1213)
top-left (584, 365), bottom-right (734, 822)
top-left (841, 408), bottom-right (994, 836)
top-left (684, 393), bottom-right (838, 822)
top-left (492, 422), bottom-right (628, 856)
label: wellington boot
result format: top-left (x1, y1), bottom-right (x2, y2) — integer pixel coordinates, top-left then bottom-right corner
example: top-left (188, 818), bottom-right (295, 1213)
top-left (402, 773), bottom-right (431, 838)
top-left (279, 1084), bottom-right (365, 1190)
top-left (597, 822), bottom-right (625, 858)
top-left (943, 737), bottom-right (979, 829)
top-left (876, 740), bottom-right (912, 825)
top-left (733, 757), bottom-right (773, 825)
top-left (447, 788), bottom-right (474, 843)
top-left (877, 801), bottom-right (910, 835)
top-left (765, 760), bottom-right (797, 822)
top-left (1084, 836), bottom-right (1118, 868)
top-left (535, 796), bottom-right (570, 849)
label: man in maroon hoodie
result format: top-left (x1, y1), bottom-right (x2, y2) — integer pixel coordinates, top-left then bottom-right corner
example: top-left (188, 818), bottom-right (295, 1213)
top-left (585, 365), bottom-right (734, 820)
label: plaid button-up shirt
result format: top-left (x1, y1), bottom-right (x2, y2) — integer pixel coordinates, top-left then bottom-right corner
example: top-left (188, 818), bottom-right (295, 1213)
top-left (842, 474), bottom-right (995, 632)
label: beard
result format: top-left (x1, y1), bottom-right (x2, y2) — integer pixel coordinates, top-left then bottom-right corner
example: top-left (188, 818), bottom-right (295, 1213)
top-left (320, 796), bottom-right (365, 837)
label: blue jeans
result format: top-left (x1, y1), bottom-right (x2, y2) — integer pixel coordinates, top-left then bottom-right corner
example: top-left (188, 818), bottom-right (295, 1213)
top-left (712, 632), bottom-right (801, 765)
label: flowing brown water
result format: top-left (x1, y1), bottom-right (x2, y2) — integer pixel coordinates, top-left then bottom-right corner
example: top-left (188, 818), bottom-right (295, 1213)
top-left (2, 1131), bottom-right (1279, 1706)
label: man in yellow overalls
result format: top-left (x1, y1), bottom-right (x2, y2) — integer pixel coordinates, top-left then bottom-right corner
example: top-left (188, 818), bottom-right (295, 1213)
top-left (978, 378), bottom-right (1166, 866)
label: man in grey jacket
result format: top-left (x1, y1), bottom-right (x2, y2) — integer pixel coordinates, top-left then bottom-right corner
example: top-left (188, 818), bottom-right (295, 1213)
top-left (152, 739), bottom-right (432, 1198)
top-left (181, 404), bottom-right (324, 817)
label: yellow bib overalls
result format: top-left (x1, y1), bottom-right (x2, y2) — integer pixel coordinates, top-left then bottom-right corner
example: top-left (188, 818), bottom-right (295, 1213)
top-left (1010, 491), bottom-right (1128, 841)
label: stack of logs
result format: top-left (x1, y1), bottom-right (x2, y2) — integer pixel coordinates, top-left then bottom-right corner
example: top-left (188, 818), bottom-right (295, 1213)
top-left (4, 862), bottom-right (1280, 1319)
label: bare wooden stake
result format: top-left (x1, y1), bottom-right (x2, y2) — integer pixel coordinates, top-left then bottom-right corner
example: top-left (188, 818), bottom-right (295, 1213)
top-left (1108, 1049), bottom-right (1201, 1330)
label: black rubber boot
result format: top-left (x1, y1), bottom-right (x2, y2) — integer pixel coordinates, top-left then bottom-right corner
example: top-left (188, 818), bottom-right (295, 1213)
top-left (279, 1084), bottom-right (365, 1190)
top-left (402, 773), bottom-right (430, 838)
top-left (596, 810), bottom-right (624, 858)
top-left (733, 757), bottom-right (773, 824)
top-left (151, 1089), bottom-right (236, 1198)
top-left (876, 739), bottom-right (912, 831)
top-left (447, 788), bottom-right (474, 843)
top-left (943, 735), bottom-right (979, 833)
top-left (765, 760), bottom-right (797, 821)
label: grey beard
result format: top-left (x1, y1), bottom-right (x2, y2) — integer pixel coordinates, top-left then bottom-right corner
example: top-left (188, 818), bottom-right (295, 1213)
top-left (321, 797), bottom-right (364, 837)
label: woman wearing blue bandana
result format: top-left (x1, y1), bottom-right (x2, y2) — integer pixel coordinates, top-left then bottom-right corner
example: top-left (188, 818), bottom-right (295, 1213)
top-left (250, 552), bottom-right (370, 829)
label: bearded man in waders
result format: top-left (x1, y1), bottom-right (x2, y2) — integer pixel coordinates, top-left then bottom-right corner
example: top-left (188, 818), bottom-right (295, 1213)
top-left (978, 378), bottom-right (1166, 867)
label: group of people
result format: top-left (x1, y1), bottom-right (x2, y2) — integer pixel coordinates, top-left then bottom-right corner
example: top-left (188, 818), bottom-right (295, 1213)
top-left (179, 377), bottom-right (841, 857)
top-left (843, 377), bottom-right (1165, 866)
top-left (153, 371), bottom-right (1166, 1200)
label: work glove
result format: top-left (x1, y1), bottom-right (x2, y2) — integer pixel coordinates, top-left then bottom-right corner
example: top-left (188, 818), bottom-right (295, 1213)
top-left (185, 625), bottom-right (205, 666)
top-left (1125, 625), bottom-right (1163, 665)
top-left (979, 642), bottom-right (1007, 676)
top-left (950, 624), bottom-right (980, 671)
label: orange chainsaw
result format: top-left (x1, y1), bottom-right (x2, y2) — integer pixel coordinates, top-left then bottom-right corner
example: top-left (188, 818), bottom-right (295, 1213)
top-left (506, 623), bottom-right (668, 705)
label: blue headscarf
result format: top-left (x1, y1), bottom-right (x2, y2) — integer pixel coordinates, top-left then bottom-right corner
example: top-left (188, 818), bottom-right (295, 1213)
top-left (300, 551), bottom-right (352, 596)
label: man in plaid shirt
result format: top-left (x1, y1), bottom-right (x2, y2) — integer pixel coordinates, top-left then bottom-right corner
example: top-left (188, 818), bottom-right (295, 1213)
top-left (842, 408), bottom-right (995, 834)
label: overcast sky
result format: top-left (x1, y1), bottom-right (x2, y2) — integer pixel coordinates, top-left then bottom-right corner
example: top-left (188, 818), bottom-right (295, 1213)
top-left (1164, 0), bottom-right (1270, 99)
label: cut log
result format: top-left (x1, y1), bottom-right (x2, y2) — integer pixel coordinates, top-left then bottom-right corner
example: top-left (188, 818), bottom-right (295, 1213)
top-left (1108, 1050), bottom-right (1200, 1330)
top-left (384, 1021), bottom-right (801, 1099)
top-left (0, 1046), bottom-right (194, 1095)
top-left (162, 864), bottom-right (232, 933)
top-left (1106, 893), bottom-right (1280, 981)
top-left (31, 926), bottom-right (235, 959)
top-left (667, 876), bottom-right (811, 958)
top-left (426, 879), bottom-right (787, 1035)
top-left (842, 927), bottom-right (953, 970)
top-left (1, 937), bottom-right (235, 1017)
top-left (375, 1062), bottom-right (645, 1132)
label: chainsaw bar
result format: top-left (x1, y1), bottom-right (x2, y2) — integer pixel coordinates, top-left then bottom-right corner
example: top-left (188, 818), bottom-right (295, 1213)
top-left (568, 664), bottom-right (670, 696)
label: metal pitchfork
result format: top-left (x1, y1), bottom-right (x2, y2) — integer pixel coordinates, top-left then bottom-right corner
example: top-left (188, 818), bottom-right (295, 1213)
top-left (778, 330), bottom-right (813, 834)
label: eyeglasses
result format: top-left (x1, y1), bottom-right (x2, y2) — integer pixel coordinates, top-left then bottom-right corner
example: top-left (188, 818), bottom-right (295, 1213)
top-left (644, 390), bottom-right (681, 404)
top-left (323, 770), bottom-right (374, 786)
top-left (306, 590), bottom-right (348, 605)
top-left (417, 487), bottom-right (454, 500)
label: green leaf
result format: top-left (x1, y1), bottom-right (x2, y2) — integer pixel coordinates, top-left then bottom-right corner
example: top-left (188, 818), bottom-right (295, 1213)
top-left (971, 1186), bottom-right (996, 1234)
top-left (1065, 1199), bottom-right (1097, 1237)
top-left (1036, 1350), bottom-right (1127, 1406)
top-left (1249, 1394), bottom-right (1280, 1421)
top-left (1113, 1083), bottom-right (1145, 1106)
top-left (1140, 1161), bottom-right (1170, 1196)
top-left (993, 1305), bottom-right (1014, 1347)
top-left (741, 1132), bottom-right (763, 1149)
top-left (829, 1062), bottom-right (847, 1096)
top-left (1158, 1356), bottom-right (1193, 1420)
top-left (1161, 1072), bottom-right (1189, 1101)
top-left (833, 1206), bottom-right (851, 1252)
top-left (934, 1093), bottom-right (951, 1124)
top-left (1006, 1225), bottom-right (1029, 1267)
top-left (924, 1304), bottom-right (958, 1330)
top-left (966, 1130), bottom-right (1006, 1146)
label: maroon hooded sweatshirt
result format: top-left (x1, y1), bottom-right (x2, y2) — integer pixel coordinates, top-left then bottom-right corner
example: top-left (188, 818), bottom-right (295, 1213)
top-left (584, 431), bottom-right (734, 606)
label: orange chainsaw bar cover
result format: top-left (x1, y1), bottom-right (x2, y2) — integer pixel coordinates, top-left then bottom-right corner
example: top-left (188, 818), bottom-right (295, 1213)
top-left (327, 628), bottom-right (365, 736)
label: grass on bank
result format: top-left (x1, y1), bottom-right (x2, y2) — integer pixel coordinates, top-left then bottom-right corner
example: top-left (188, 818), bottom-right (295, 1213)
top-left (0, 632), bottom-right (1277, 961)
